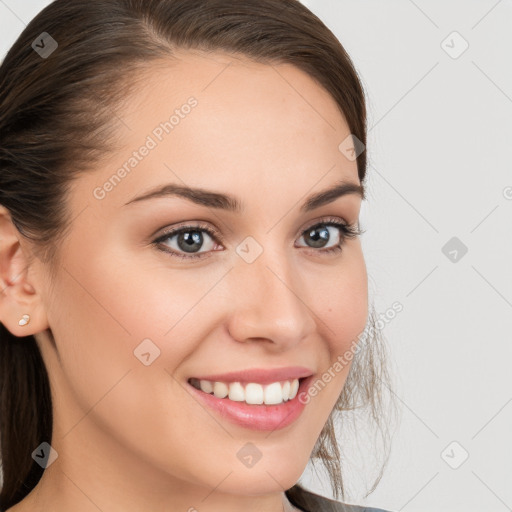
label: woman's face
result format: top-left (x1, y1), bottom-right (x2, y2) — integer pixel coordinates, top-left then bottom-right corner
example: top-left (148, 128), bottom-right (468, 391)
top-left (28, 51), bottom-right (368, 510)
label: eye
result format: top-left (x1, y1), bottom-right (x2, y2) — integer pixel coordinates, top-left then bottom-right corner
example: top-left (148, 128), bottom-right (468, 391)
top-left (295, 217), bottom-right (362, 256)
top-left (152, 216), bottom-right (362, 261)
top-left (152, 221), bottom-right (220, 260)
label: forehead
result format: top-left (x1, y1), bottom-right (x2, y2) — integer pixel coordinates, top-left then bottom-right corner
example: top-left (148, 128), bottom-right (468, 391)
top-left (74, 50), bottom-right (359, 214)
top-left (124, 49), bottom-right (348, 126)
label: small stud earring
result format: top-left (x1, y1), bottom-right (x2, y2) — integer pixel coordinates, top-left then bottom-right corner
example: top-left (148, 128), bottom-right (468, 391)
top-left (18, 314), bottom-right (30, 326)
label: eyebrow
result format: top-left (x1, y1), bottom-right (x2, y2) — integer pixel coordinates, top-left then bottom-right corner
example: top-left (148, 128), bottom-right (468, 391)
top-left (123, 179), bottom-right (365, 213)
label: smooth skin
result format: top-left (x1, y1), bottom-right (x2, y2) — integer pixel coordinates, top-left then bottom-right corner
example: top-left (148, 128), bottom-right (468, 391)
top-left (0, 50), bottom-right (368, 512)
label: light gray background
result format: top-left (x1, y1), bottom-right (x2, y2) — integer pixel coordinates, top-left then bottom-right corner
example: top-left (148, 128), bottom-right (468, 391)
top-left (1, 1), bottom-right (511, 511)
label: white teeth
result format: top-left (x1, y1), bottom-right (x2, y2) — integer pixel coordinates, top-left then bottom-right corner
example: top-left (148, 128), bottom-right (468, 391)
top-left (282, 380), bottom-right (291, 401)
top-left (213, 381), bottom-right (229, 398)
top-left (228, 382), bottom-right (245, 402)
top-left (192, 378), bottom-right (302, 405)
top-left (289, 378), bottom-right (299, 400)
top-left (200, 380), bottom-right (213, 394)
top-left (264, 382), bottom-right (284, 405)
top-left (245, 383), bottom-right (264, 404)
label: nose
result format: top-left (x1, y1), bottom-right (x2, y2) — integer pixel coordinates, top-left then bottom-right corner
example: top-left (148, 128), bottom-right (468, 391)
top-left (225, 247), bottom-right (317, 350)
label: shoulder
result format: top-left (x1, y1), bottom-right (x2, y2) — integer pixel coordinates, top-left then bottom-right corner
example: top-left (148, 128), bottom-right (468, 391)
top-left (285, 484), bottom-right (395, 512)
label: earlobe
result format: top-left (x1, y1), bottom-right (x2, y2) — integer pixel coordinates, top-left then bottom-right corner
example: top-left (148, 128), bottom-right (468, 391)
top-left (18, 313), bottom-right (31, 326)
top-left (0, 204), bottom-right (49, 337)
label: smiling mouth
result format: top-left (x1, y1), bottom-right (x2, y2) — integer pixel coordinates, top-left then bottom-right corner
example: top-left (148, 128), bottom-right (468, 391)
top-left (187, 376), bottom-right (306, 406)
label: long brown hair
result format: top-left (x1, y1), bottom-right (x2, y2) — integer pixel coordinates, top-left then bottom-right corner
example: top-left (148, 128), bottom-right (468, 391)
top-left (0, 1), bottom-right (392, 509)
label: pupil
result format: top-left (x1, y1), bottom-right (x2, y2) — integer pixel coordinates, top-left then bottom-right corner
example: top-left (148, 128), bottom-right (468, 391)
top-left (307, 226), bottom-right (329, 248)
top-left (179, 231), bottom-right (203, 252)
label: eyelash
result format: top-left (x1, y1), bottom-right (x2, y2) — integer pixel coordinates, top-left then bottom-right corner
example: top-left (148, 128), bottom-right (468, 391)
top-left (152, 216), bottom-right (363, 261)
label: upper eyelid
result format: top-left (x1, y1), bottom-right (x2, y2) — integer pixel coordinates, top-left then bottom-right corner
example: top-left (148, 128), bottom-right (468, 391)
top-left (154, 216), bottom-right (352, 240)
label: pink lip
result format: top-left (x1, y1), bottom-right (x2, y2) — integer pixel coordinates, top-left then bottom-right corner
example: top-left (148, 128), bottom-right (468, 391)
top-left (187, 375), bottom-right (315, 431)
top-left (190, 366), bottom-right (314, 385)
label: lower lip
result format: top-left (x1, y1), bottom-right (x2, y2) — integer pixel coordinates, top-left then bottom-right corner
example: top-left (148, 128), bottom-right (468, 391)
top-left (187, 376), bottom-right (314, 431)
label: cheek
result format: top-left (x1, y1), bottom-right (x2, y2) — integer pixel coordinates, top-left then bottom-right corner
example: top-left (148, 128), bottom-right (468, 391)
top-left (47, 242), bottom-right (238, 413)
top-left (315, 245), bottom-right (368, 360)
top-left (45, 254), bottom-right (230, 478)
top-left (43, 249), bottom-right (195, 413)
top-left (294, 245), bottom-right (367, 410)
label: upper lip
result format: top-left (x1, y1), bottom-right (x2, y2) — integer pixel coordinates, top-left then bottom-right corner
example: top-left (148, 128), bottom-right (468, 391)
top-left (190, 366), bottom-right (314, 385)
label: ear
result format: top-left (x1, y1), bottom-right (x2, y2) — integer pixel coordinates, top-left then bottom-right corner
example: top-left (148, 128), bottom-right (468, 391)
top-left (0, 204), bottom-right (49, 337)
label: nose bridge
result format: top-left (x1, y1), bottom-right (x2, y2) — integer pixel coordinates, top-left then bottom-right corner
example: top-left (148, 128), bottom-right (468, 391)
top-left (226, 242), bottom-right (316, 346)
